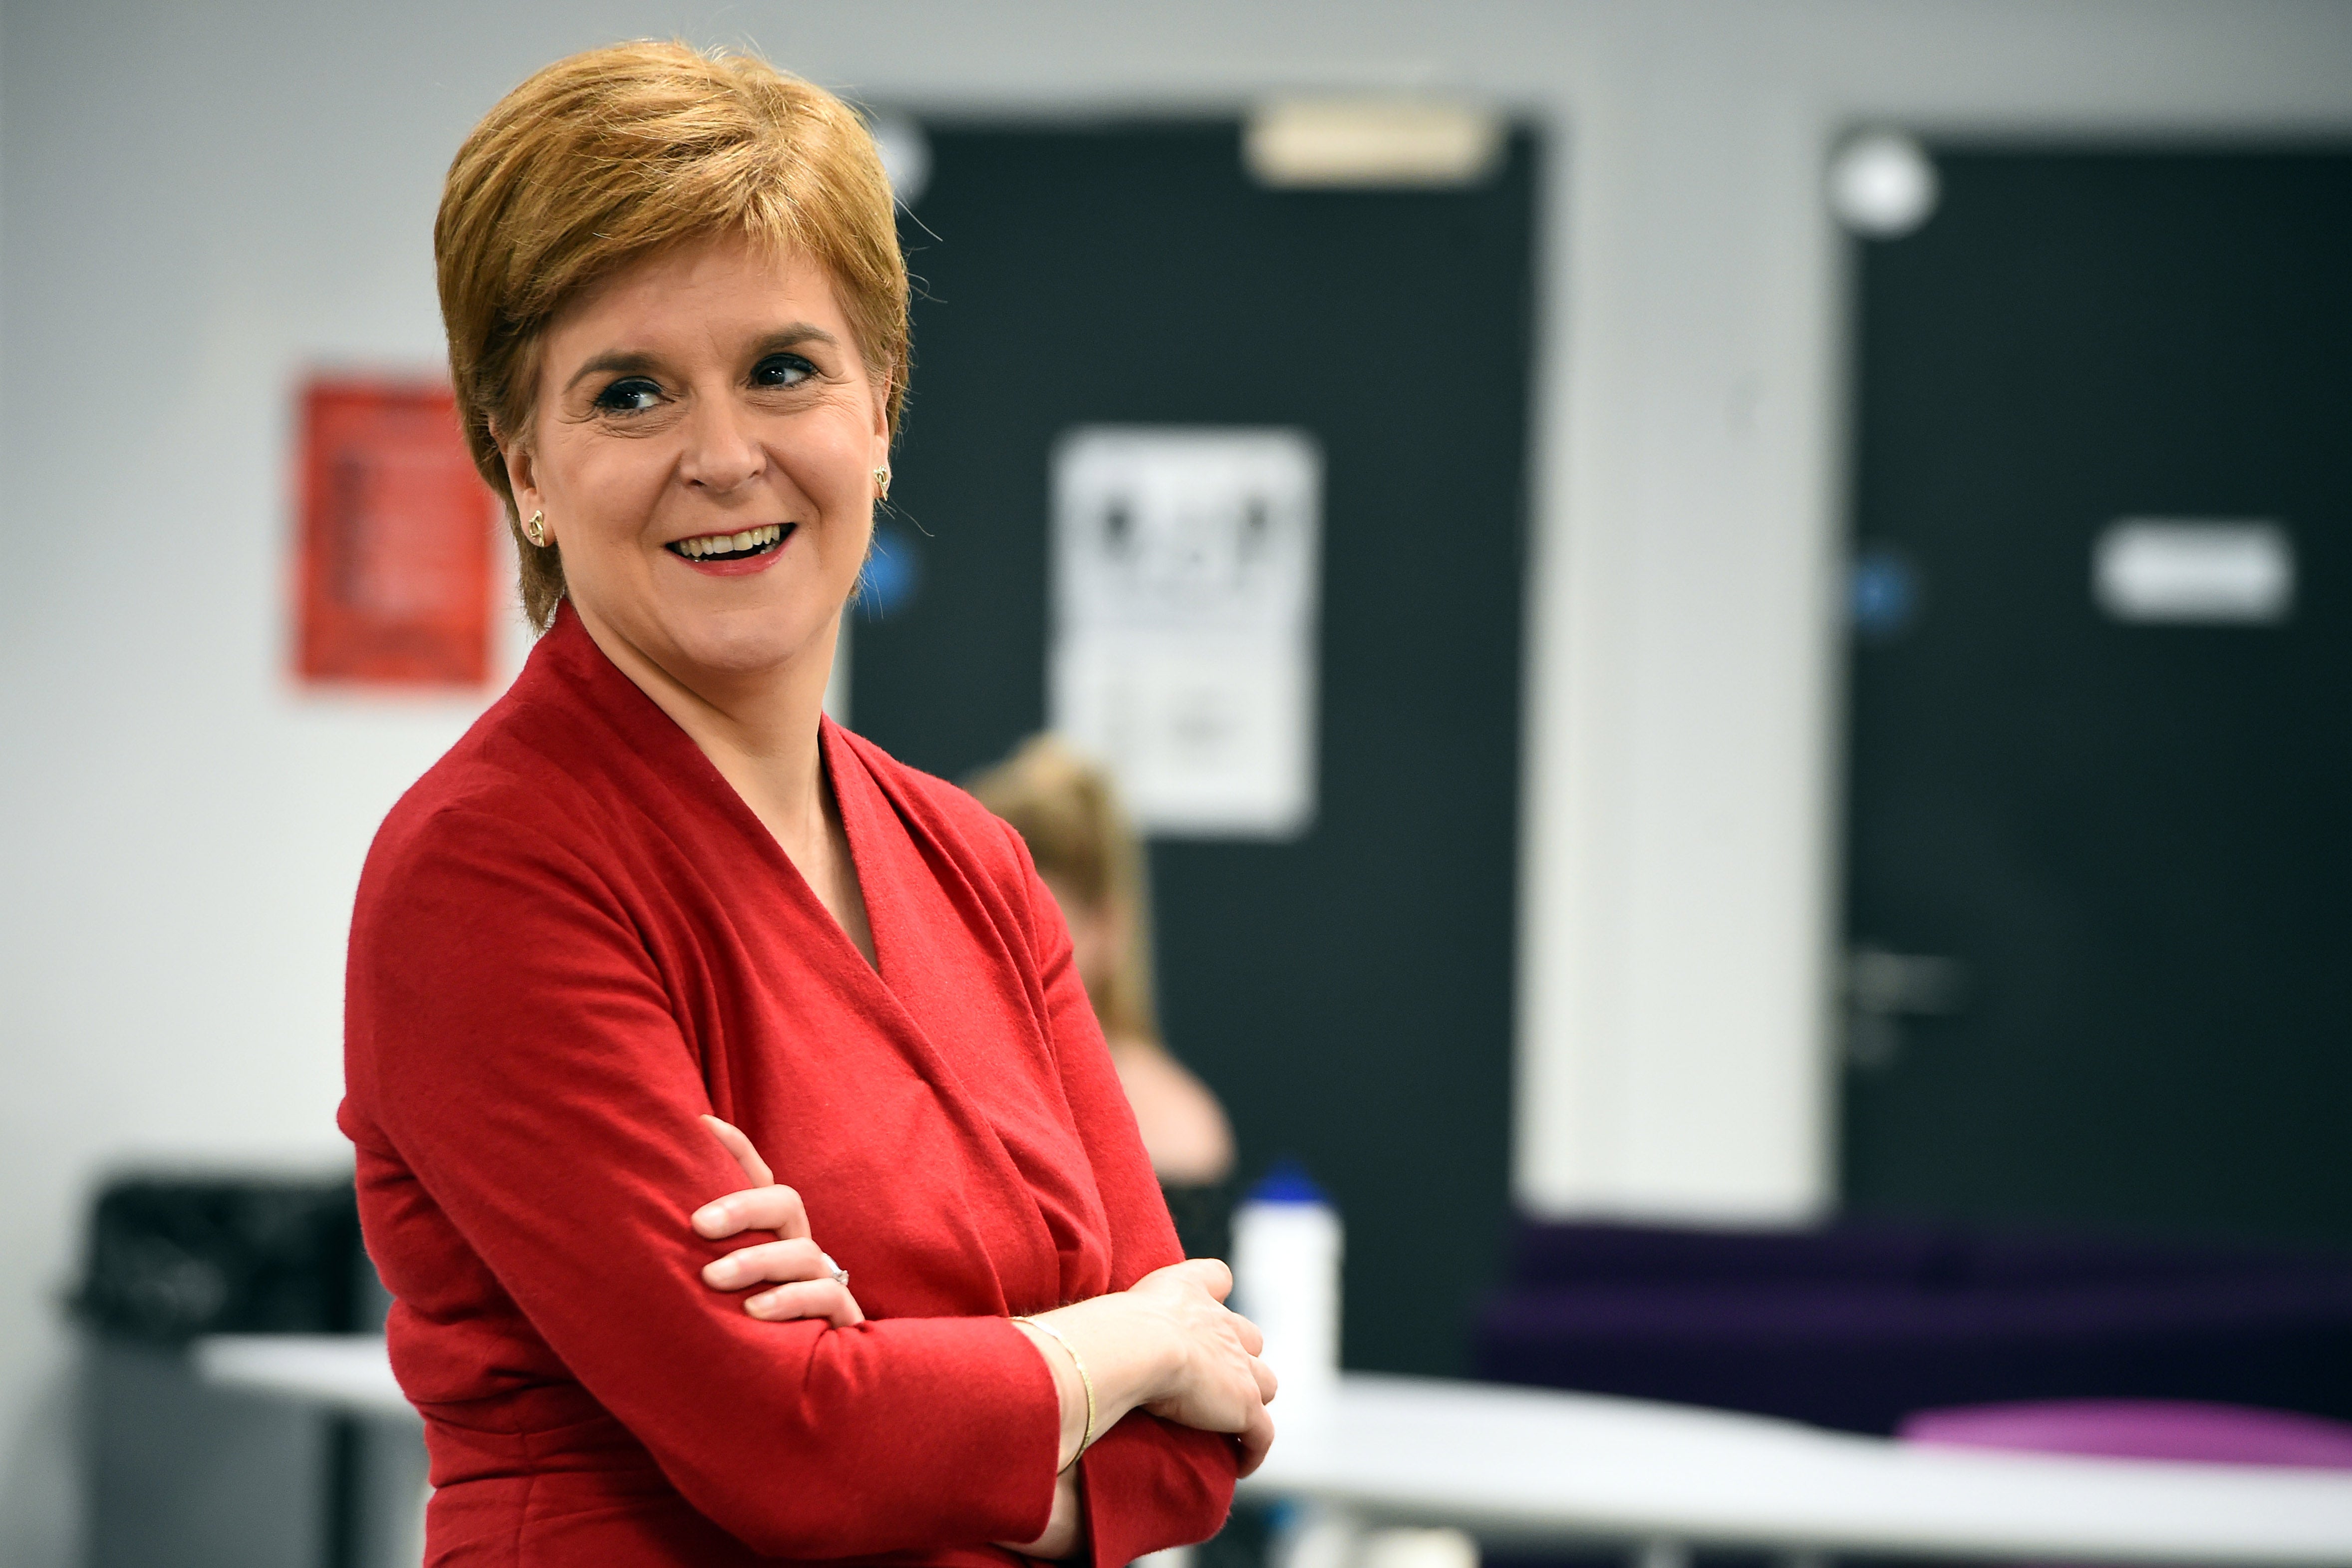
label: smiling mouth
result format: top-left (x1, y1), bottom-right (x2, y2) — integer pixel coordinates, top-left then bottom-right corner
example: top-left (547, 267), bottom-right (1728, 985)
top-left (667, 523), bottom-right (792, 562)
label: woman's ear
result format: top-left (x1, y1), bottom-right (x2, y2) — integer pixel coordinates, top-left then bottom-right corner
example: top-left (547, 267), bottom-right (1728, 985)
top-left (495, 422), bottom-right (548, 543)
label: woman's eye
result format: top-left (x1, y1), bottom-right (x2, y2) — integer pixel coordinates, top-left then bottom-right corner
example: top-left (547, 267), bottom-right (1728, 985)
top-left (593, 377), bottom-right (663, 413)
top-left (751, 354), bottom-right (815, 390)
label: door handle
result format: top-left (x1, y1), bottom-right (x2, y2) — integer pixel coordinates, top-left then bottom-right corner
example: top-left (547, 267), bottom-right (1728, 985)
top-left (1845, 946), bottom-right (1968, 1070)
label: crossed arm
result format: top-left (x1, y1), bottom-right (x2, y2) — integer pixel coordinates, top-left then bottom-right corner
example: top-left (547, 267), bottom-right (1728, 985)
top-left (353, 808), bottom-right (1267, 1564)
top-left (691, 1114), bottom-right (1277, 1560)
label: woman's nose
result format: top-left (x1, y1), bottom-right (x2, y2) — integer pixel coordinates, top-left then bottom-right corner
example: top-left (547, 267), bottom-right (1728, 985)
top-left (678, 398), bottom-right (764, 493)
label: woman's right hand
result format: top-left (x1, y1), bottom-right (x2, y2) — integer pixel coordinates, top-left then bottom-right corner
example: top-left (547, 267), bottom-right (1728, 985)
top-left (1023, 1259), bottom-right (1277, 1479)
top-left (1127, 1259), bottom-right (1279, 1474)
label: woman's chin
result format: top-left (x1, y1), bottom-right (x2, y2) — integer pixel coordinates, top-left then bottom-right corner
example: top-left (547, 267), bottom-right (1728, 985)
top-left (569, 572), bottom-right (847, 694)
top-left (663, 605), bottom-right (838, 684)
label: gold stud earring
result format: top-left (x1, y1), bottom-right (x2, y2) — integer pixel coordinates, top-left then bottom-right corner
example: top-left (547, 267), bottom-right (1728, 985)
top-left (873, 467), bottom-right (891, 503)
top-left (523, 510), bottom-right (548, 547)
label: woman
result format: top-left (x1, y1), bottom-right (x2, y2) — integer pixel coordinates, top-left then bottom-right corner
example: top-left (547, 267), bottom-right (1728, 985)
top-left (338, 41), bottom-right (1272, 1568)
top-left (967, 738), bottom-right (1235, 1262)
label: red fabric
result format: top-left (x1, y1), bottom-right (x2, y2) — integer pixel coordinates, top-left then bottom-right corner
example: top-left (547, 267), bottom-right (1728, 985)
top-left (339, 605), bottom-right (1235, 1568)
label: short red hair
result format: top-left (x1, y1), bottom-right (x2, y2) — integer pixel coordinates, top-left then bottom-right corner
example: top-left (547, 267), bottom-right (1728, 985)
top-left (435, 40), bottom-right (908, 630)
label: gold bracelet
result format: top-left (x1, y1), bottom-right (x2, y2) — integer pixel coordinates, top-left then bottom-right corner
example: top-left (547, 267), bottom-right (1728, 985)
top-left (1012, 1315), bottom-right (1095, 1469)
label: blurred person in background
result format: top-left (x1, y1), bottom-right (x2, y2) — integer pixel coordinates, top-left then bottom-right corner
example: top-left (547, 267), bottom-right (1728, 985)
top-left (970, 737), bottom-right (1237, 1261)
top-left (339, 40), bottom-right (1272, 1568)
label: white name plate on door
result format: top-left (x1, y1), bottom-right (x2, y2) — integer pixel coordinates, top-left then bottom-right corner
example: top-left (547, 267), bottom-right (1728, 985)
top-left (2093, 519), bottom-right (2294, 625)
top-left (1049, 427), bottom-right (1322, 838)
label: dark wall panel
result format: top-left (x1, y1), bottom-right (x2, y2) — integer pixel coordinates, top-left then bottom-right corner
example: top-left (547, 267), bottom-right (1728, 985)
top-left (855, 123), bottom-right (1537, 1373)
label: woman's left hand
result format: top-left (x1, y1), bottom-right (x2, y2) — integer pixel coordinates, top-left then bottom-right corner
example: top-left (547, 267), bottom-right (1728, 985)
top-left (690, 1115), bottom-right (866, 1327)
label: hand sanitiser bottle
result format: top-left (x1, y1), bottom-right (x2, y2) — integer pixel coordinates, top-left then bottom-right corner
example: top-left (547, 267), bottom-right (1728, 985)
top-left (1231, 1160), bottom-right (1342, 1428)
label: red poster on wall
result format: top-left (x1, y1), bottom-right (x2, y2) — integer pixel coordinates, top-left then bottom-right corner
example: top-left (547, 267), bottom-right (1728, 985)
top-left (294, 377), bottom-right (497, 687)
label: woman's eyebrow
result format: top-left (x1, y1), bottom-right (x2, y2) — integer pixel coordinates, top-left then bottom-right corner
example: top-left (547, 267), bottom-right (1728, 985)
top-left (562, 325), bottom-right (840, 394)
top-left (750, 324), bottom-right (840, 356)
top-left (564, 350), bottom-right (663, 393)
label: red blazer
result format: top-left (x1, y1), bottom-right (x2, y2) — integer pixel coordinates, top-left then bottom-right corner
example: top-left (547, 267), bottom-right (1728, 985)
top-left (339, 606), bottom-right (1235, 1568)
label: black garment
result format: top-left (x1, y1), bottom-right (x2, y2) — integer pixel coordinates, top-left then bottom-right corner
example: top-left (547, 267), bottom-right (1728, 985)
top-left (1160, 1179), bottom-right (1232, 1265)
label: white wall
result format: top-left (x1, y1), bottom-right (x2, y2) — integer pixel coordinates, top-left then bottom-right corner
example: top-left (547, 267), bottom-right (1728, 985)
top-left (6, 1), bottom-right (2352, 1560)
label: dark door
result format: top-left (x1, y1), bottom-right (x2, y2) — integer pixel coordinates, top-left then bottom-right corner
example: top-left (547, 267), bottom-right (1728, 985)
top-left (1840, 150), bottom-right (2352, 1247)
top-left (853, 122), bottom-right (1537, 1374)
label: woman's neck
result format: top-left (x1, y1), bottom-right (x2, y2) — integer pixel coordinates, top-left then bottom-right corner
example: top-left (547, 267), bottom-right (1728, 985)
top-left (569, 599), bottom-right (839, 856)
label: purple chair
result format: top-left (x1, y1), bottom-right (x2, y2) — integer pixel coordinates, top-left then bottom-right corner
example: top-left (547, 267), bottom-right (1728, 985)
top-left (1472, 1219), bottom-right (2352, 1435)
top-left (1900, 1398), bottom-right (2352, 1469)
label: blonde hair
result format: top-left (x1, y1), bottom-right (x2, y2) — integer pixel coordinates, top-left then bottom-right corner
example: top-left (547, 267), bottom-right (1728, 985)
top-left (969, 736), bottom-right (1162, 1046)
top-left (435, 40), bottom-right (908, 631)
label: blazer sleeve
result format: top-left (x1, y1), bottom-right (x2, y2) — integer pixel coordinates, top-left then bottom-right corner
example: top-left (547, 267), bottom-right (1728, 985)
top-left (344, 807), bottom-right (1063, 1560)
top-left (1000, 820), bottom-right (1243, 1567)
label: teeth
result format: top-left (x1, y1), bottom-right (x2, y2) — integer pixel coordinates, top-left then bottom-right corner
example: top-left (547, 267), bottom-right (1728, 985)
top-left (675, 524), bottom-right (783, 559)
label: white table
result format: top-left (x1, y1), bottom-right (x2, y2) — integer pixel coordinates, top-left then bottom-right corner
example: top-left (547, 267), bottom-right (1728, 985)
top-left (196, 1333), bottom-right (416, 1421)
top-left (1241, 1375), bottom-right (2352, 1566)
top-left (194, 1335), bottom-right (426, 1568)
top-left (196, 1339), bottom-right (2352, 1565)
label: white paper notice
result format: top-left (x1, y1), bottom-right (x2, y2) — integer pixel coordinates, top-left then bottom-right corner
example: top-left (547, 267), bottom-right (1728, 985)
top-left (1050, 427), bottom-right (1322, 839)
